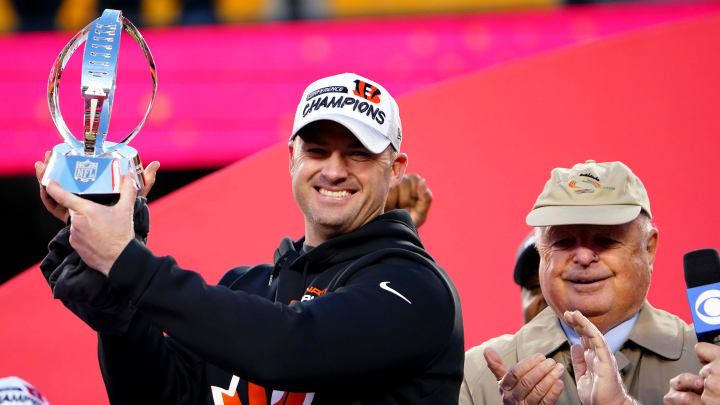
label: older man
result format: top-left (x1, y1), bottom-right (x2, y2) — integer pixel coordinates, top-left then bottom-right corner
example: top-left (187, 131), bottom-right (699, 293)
top-left (37, 73), bottom-right (463, 405)
top-left (460, 160), bottom-right (700, 404)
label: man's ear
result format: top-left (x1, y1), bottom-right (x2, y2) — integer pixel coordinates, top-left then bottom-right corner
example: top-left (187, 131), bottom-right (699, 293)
top-left (646, 227), bottom-right (659, 267)
top-left (390, 152), bottom-right (408, 187)
top-left (288, 140), bottom-right (295, 174)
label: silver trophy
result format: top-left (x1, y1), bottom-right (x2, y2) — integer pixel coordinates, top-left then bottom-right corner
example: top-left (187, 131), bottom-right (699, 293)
top-left (41, 9), bottom-right (156, 204)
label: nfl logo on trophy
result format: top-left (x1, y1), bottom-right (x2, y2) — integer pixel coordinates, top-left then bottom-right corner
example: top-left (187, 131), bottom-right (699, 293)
top-left (74, 160), bottom-right (99, 183)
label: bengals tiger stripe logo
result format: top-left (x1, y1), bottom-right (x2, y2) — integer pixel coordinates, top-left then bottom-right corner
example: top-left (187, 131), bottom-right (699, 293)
top-left (211, 376), bottom-right (314, 405)
top-left (353, 79), bottom-right (381, 104)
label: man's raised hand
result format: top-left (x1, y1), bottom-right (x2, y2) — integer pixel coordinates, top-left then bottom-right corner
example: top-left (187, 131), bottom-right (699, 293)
top-left (35, 151), bottom-right (160, 222)
top-left (35, 151), bottom-right (69, 222)
top-left (45, 175), bottom-right (138, 276)
top-left (384, 173), bottom-right (432, 227)
top-left (140, 160), bottom-right (160, 198)
top-left (563, 310), bottom-right (636, 405)
top-left (664, 372), bottom-right (704, 404)
top-left (483, 347), bottom-right (564, 405)
top-left (665, 343), bottom-right (720, 404)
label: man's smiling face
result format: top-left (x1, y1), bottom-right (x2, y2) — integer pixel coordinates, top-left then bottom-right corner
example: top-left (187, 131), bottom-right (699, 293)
top-left (289, 120), bottom-right (406, 246)
top-left (536, 217), bottom-right (658, 333)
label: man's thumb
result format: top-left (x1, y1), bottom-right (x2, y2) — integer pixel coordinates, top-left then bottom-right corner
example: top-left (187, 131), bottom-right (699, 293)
top-left (483, 347), bottom-right (508, 381)
top-left (117, 174), bottom-right (138, 209)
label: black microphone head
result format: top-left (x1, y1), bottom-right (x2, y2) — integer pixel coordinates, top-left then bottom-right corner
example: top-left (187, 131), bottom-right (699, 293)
top-left (684, 248), bottom-right (720, 288)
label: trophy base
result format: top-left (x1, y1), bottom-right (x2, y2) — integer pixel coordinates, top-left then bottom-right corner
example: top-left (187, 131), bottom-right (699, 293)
top-left (41, 142), bottom-right (144, 204)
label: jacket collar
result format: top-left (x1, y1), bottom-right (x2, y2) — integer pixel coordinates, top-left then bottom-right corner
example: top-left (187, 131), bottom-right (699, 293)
top-left (515, 301), bottom-right (684, 364)
top-left (515, 307), bottom-right (569, 359)
top-left (627, 301), bottom-right (684, 360)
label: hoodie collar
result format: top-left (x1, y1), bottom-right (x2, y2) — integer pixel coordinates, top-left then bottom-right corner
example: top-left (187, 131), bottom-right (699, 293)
top-left (273, 236), bottom-right (303, 266)
top-left (278, 210), bottom-right (423, 272)
top-left (270, 210), bottom-right (422, 304)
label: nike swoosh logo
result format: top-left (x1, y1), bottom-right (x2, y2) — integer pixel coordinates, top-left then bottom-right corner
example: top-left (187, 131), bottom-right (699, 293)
top-left (379, 281), bottom-right (412, 304)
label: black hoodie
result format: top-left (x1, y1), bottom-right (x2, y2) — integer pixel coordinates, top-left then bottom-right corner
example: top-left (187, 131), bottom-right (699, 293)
top-left (41, 203), bottom-right (463, 405)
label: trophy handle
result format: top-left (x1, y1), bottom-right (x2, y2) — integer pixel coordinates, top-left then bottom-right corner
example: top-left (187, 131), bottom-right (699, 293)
top-left (47, 12), bottom-right (157, 156)
top-left (109, 18), bottom-right (157, 150)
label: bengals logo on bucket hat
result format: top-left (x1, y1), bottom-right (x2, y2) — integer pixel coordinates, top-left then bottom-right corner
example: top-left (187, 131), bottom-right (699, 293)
top-left (290, 73), bottom-right (402, 154)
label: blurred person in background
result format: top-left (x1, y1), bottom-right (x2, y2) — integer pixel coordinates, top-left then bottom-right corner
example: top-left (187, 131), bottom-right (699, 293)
top-left (0, 376), bottom-right (50, 405)
top-left (514, 232), bottom-right (547, 324)
top-left (460, 160), bottom-right (701, 404)
top-left (35, 73), bottom-right (463, 405)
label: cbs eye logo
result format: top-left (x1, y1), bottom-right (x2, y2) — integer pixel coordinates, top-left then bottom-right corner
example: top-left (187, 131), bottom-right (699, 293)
top-left (695, 289), bottom-right (720, 325)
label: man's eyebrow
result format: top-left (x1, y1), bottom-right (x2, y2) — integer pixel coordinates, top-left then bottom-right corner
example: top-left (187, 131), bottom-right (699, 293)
top-left (348, 140), bottom-right (366, 149)
top-left (301, 135), bottom-right (368, 151)
top-left (300, 134), bottom-right (327, 146)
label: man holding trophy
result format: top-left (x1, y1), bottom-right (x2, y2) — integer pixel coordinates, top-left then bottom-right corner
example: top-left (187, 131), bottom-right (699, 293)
top-left (36, 10), bottom-right (463, 405)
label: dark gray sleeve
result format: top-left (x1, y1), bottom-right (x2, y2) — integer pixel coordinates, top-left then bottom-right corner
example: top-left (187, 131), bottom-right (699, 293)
top-left (38, 197), bottom-right (149, 335)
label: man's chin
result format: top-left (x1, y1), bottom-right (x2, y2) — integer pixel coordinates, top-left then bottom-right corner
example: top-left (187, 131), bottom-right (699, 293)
top-left (557, 300), bottom-right (613, 319)
top-left (306, 207), bottom-right (380, 237)
top-left (310, 215), bottom-right (356, 233)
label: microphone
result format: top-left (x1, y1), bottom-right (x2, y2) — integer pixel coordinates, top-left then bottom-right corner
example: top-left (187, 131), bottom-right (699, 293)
top-left (684, 248), bottom-right (720, 344)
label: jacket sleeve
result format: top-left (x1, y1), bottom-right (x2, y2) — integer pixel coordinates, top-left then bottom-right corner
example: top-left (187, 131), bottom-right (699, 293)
top-left (106, 239), bottom-right (458, 392)
top-left (38, 197), bottom-right (150, 335)
top-left (458, 377), bottom-right (476, 405)
top-left (98, 313), bottom-right (207, 404)
top-left (39, 197), bottom-right (217, 404)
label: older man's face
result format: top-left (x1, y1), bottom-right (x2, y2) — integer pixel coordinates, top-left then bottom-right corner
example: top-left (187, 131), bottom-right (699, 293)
top-left (289, 121), bottom-right (406, 245)
top-left (536, 217), bottom-right (658, 333)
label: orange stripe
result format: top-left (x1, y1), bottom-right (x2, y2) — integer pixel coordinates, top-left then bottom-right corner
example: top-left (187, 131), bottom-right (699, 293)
top-left (248, 383), bottom-right (267, 405)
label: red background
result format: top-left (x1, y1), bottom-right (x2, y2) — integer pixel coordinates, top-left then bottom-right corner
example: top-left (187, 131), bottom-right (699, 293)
top-left (1, 2), bottom-right (716, 174)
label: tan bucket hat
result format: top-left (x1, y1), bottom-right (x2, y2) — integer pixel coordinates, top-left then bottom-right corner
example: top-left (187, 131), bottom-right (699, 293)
top-left (526, 160), bottom-right (652, 226)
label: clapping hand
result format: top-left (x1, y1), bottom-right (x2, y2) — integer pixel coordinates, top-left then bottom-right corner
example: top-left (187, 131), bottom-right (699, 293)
top-left (484, 347), bottom-right (565, 404)
top-left (563, 310), bottom-right (636, 405)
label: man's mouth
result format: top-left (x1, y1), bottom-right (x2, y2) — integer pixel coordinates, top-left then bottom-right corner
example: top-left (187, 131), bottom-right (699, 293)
top-left (566, 275), bottom-right (611, 285)
top-left (315, 187), bottom-right (355, 198)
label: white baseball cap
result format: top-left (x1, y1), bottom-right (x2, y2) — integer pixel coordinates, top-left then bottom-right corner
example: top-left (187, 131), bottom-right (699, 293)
top-left (0, 376), bottom-right (50, 405)
top-left (526, 160), bottom-right (652, 226)
top-left (291, 73), bottom-right (402, 154)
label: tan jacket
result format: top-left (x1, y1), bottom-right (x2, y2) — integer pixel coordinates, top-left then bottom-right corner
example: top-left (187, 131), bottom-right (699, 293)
top-left (460, 302), bottom-right (701, 404)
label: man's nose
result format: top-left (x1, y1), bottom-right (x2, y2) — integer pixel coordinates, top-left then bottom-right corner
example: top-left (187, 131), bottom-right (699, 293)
top-left (321, 151), bottom-right (349, 181)
top-left (572, 245), bottom-right (598, 266)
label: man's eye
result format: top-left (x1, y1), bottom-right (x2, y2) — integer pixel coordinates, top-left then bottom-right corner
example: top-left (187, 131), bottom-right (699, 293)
top-left (595, 237), bottom-right (619, 247)
top-left (349, 151), bottom-right (372, 159)
top-left (552, 238), bottom-right (574, 248)
top-left (307, 148), bottom-right (327, 156)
